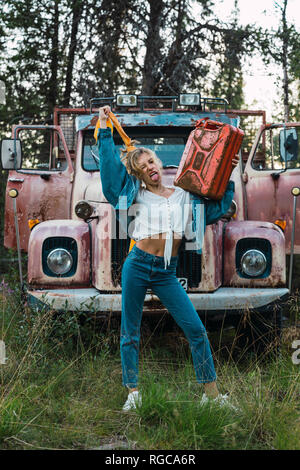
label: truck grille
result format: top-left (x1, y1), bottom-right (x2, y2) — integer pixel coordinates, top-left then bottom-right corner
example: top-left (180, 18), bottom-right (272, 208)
top-left (111, 237), bottom-right (130, 286)
top-left (177, 248), bottom-right (202, 288)
top-left (58, 114), bottom-right (77, 152)
top-left (111, 237), bottom-right (201, 289)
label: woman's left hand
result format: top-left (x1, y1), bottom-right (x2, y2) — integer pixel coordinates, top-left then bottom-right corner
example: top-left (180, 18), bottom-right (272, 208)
top-left (232, 154), bottom-right (240, 167)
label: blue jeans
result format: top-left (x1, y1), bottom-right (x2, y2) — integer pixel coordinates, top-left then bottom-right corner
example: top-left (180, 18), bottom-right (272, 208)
top-left (120, 245), bottom-right (217, 388)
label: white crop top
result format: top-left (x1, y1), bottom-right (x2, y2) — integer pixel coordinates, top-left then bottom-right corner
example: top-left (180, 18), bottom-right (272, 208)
top-left (130, 186), bottom-right (193, 268)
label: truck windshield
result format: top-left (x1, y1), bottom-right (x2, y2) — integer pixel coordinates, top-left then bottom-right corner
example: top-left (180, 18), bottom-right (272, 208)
top-left (82, 127), bottom-right (191, 171)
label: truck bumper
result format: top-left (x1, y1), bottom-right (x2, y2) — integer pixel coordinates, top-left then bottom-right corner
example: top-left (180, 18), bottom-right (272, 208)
top-left (27, 287), bottom-right (289, 313)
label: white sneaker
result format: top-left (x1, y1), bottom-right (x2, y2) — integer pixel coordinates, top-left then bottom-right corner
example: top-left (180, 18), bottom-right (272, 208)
top-left (200, 393), bottom-right (238, 411)
top-left (122, 391), bottom-right (142, 411)
top-left (199, 393), bottom-right (210, 406)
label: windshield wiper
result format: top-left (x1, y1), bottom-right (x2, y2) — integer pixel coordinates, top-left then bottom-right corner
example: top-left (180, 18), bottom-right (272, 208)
top-left (89, 146), bottom-right (99, 165)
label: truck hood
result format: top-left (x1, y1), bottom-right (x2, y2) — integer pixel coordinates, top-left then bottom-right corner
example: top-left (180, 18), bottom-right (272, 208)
top-left (84, 180), bottom-right (106, 203)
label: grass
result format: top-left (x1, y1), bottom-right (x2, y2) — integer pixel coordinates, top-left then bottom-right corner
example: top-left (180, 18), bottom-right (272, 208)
top-left (0, 281), bottom-right (299, 450)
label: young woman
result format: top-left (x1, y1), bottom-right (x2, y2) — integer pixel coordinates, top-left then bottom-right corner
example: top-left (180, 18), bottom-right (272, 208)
top-left (97, 105), bottom-right (239, 411)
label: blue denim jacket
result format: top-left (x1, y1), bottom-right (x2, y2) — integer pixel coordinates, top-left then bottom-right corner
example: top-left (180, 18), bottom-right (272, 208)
top-left (98, 128), bottom-right (235, 254)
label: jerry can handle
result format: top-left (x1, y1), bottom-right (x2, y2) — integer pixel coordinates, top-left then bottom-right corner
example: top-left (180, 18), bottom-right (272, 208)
top-left (195, 117), bottom-right (224, 130)
top-left (195, 117), bottom-right (209, 128)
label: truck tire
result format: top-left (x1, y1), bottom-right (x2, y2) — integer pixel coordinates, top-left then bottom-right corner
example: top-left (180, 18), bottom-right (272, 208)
top-left (234, 307), bottom-right (282, 357)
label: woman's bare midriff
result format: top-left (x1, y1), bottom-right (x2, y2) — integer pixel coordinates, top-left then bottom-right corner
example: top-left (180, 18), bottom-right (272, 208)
top-left (136, 233), bottom-right (182, 257)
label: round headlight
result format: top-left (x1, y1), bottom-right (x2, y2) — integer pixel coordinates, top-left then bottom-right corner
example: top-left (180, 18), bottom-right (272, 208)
top-left (223, 200), bottom-right (237, 219)
top-left (241, 249), bottom-right (267, 277)
top-left (75, 200), bottom-right (94, 220)
top-left (47, 248), bottom-right (73, 275)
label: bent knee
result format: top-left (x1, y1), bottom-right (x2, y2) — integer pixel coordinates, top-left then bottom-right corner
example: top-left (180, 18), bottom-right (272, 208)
top-left (120, 334), bottom-right (140, 348)
top-left (184, 322), bottom-right (208, 341)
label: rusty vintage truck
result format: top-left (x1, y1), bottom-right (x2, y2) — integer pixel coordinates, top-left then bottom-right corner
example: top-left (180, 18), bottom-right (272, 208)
top-left (2, 94), bottom-right (297, 351)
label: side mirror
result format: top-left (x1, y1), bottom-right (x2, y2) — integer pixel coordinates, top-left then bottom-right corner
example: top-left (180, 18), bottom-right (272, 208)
top-left (279, 128), bottom-right (298, 163)
top-left (0, 138), bottom-right (22, 170)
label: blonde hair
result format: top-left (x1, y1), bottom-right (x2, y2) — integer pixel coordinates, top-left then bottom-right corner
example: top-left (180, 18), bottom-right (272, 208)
top-left (121, 144), bottom-right (163, 180)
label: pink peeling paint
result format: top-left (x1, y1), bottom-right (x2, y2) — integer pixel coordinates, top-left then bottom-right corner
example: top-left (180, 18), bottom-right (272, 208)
top-left (28, 220), bottom-right (90, 287)
top-left (4, 125), bottom-right (74, 251)
top-left (223, 220), bottom-right (286, 287)
top-left (243, 122), bottom-right (300, 254)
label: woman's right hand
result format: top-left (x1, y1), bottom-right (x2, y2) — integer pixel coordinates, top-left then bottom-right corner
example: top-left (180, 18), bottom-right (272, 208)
top-left (99, 105), bottom-right (111, 122)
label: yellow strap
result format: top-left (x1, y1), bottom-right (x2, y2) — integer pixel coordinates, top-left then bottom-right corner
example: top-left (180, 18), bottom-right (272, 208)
top-left (129, 239), bottom-right (136, 252)
top-left (94, 112), bottom-right (136, 153)
top-left (107, 112), bottom-right (137, 152)
top-left (94, 118), bottom-right (113, 142)
top-left (107, 113), bottom-right (137, 252)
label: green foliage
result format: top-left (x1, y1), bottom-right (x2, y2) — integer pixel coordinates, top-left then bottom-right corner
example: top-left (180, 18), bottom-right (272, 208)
top-left (212, 2), bottom-right (244, 109)
top-left (256, 0), bottom-right (300, 120)
top-left (0, 0), bottom-right (74, 124)
top-left (0, 0), bottom-right (264, 120)
top-left (0, 287), bottom-right (299, 450)
top-left (134, 375), bottom-right (240, 450)
top-left (0, 0), bottom-right (298, 122)
top-left (0, 397), bottom-right (24, 443)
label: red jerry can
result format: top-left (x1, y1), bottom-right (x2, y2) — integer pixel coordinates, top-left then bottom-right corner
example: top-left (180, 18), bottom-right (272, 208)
top-left (174, 118), bottom-right (244, 200)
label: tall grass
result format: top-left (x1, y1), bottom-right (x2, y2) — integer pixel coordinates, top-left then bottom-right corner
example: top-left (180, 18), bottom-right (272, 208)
top-left (0, 281), bottom-right (299, 450)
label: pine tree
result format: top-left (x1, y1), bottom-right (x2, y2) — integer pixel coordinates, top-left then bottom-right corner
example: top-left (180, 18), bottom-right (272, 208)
top-left (0, 0), bottom-right (67, 121)
top-left (62, 0), bottom-right (84, 106)
top-left (259, 0), bottom-right (300, 121)
top-left (211, 1), bottom-right (246, 109)
top-left (74, 0), bottom-right (138, 104)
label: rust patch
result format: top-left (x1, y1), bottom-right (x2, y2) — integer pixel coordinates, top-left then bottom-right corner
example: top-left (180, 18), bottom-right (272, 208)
top-left (82, 115), bottom-right (98, 130)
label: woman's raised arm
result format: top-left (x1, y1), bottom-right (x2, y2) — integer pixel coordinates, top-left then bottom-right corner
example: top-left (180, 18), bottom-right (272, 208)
top-left (97, 106), bottom-right (134, 207)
